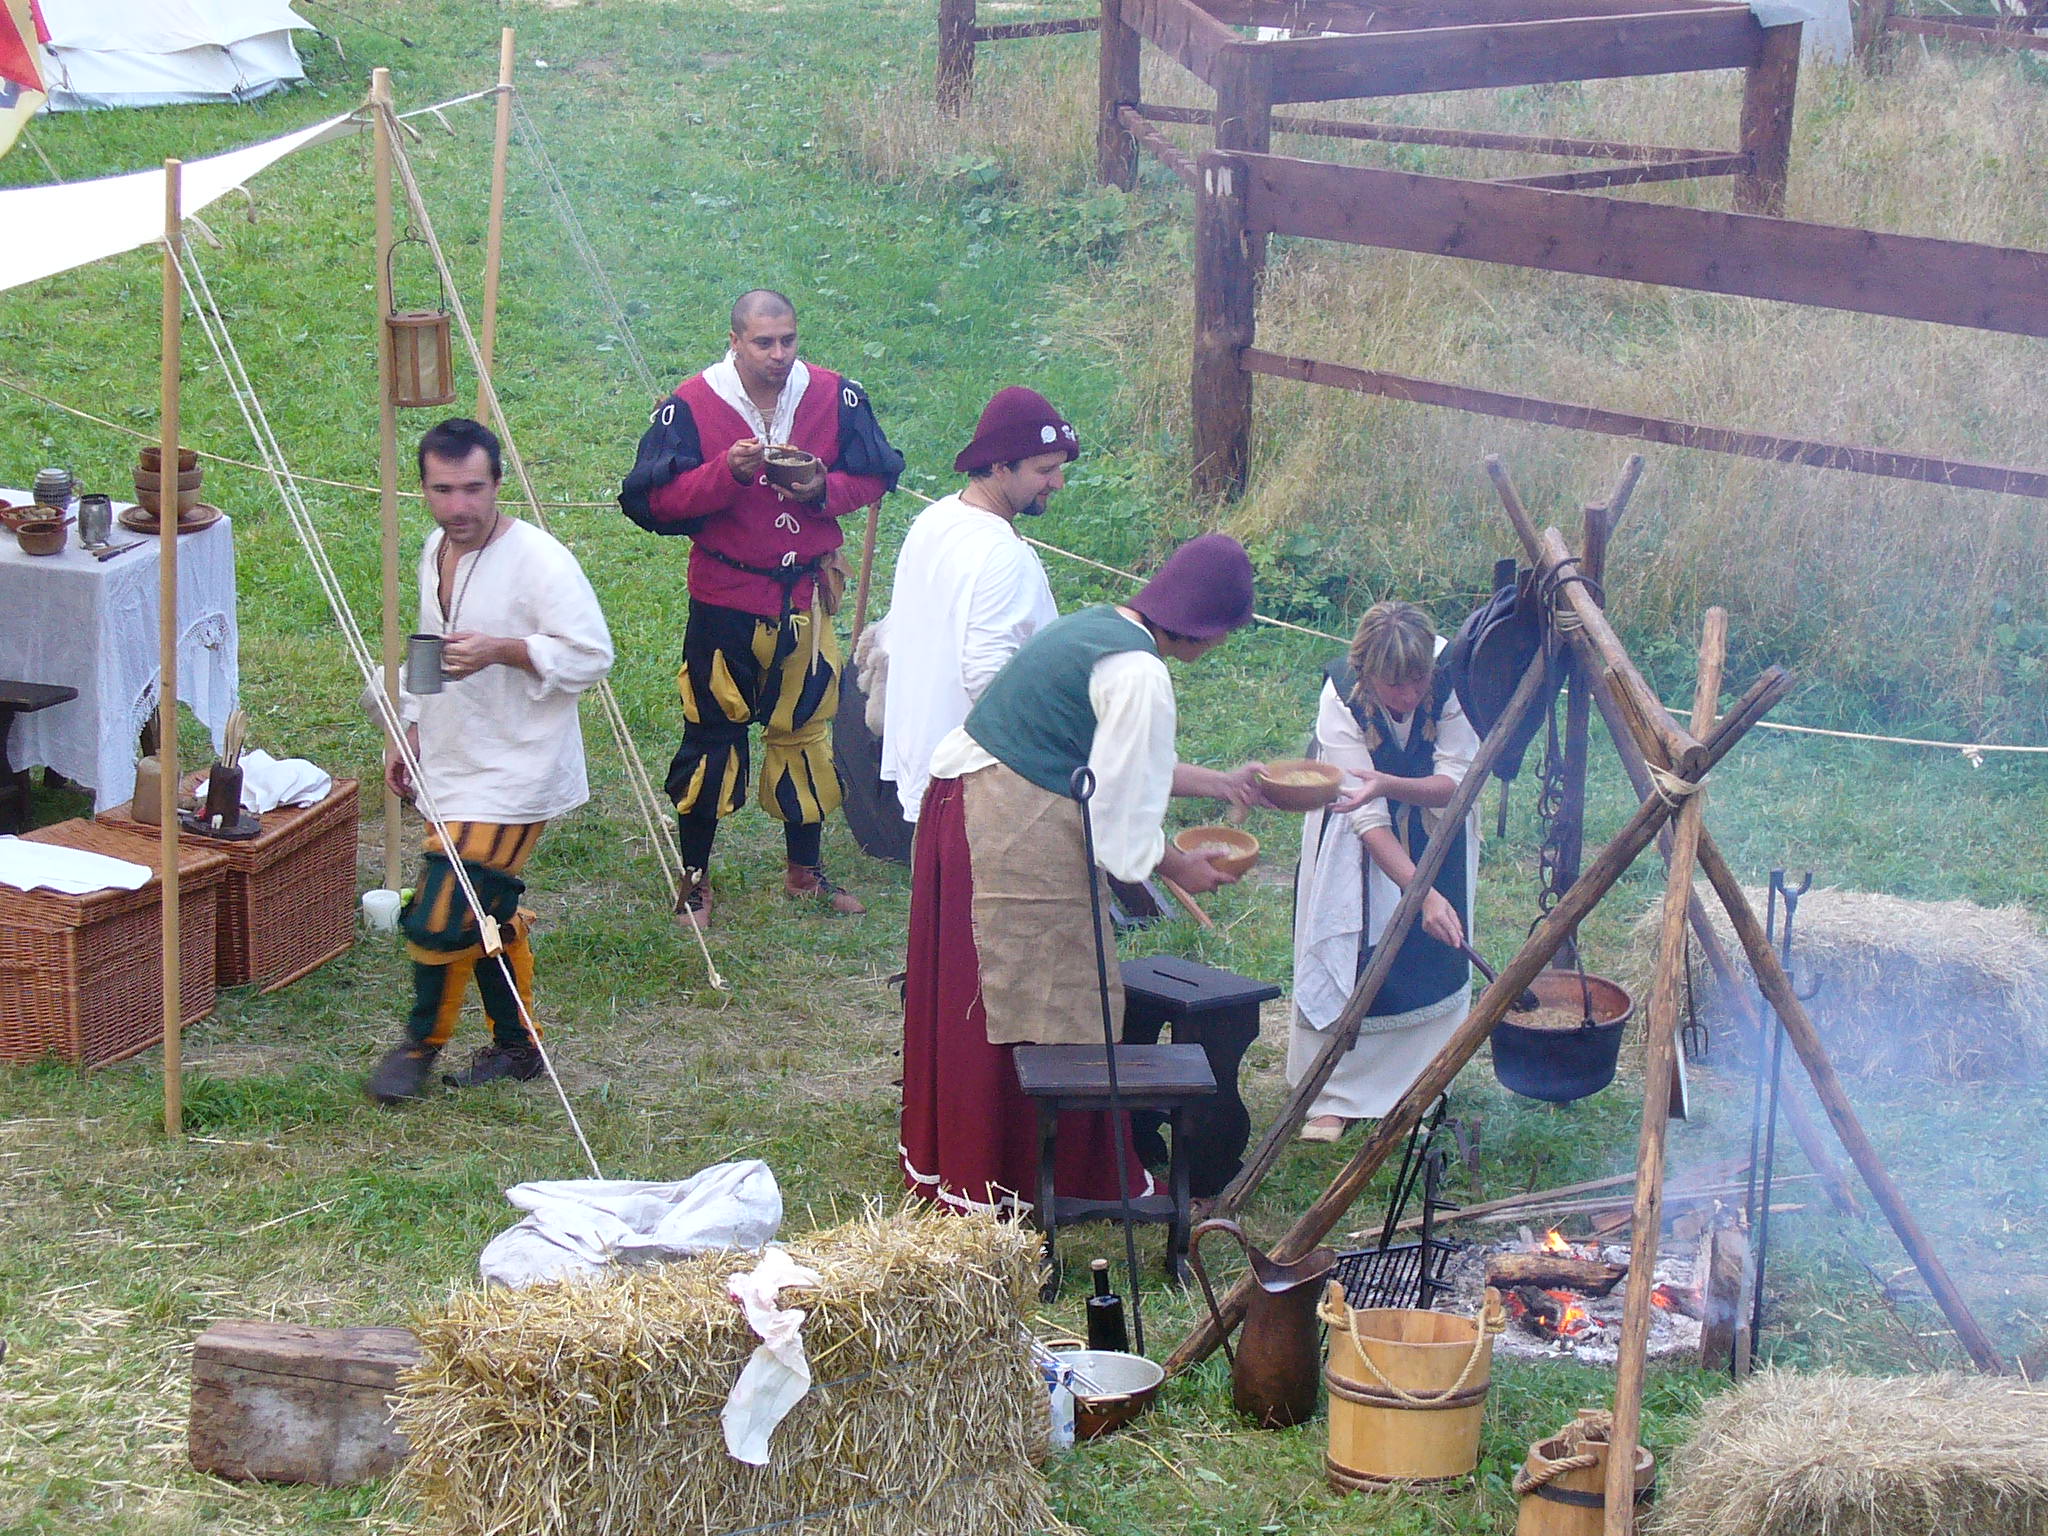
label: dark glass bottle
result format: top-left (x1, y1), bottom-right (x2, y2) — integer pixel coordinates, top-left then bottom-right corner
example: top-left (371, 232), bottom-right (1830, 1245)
top-left (1085, 1259), bottom-right (1129, 1354)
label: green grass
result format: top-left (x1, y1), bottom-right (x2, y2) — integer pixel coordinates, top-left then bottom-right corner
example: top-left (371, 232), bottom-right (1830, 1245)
top-left (3, 3), bottom-right (2047, 1533)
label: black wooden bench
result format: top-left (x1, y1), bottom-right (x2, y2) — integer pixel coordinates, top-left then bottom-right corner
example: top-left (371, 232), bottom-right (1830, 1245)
top-left (0, 681), bottom-right (79, 833)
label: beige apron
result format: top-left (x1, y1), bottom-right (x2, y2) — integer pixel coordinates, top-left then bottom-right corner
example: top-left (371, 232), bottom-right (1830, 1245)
top-left (962, 762), bottom-right (1125, 1046)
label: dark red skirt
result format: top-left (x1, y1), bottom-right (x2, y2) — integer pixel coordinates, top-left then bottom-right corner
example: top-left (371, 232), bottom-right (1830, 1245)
top-left (899, 775), bottom-right (1154, 1216)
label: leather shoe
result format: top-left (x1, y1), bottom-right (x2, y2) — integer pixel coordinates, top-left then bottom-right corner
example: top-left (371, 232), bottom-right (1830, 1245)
top-left (366, 1042), bottom-right (439, 1105)
top-left (443, 1041), bottom-right (544, 1089)
top-left (785, 862), bottom-right (864, 916)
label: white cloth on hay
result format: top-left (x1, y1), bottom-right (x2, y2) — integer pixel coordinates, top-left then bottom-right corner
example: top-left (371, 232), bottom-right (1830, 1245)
top-left (721, 1244), bottom-right (824, 1466)
top-left (477, 1159), bottom-right (782, 1288)
top-left (0, 835), bottom-right (151, 895)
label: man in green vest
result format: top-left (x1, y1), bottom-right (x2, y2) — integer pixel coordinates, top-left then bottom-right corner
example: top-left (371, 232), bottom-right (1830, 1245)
top-left (896, 533), bottom-right (1265, 1218)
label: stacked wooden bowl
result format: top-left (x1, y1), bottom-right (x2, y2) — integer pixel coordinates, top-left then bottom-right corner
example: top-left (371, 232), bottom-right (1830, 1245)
top-left (134, 446), bottom-right (203, 516)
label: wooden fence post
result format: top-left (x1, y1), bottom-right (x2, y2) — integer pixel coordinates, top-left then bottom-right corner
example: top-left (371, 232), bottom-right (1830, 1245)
top-left (938, 0), bottom-right (976, 115)
top-left (1736, 20), bottom-right (1801, 215)
top-left (1097, 0), bottom-right (1141, 188)
top-left (1211, 45), bottom-right (1273, 269)
top-left (1193, 151), bottom-right (1254, 501)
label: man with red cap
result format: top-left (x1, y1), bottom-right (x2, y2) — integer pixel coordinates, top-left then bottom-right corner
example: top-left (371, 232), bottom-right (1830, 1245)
top-left (618, 289), bottom-right (903, 929)
top-left (877, 386), bottom-right (1075, 826)
top-left (898, 532), bottom-right (1270, 1219)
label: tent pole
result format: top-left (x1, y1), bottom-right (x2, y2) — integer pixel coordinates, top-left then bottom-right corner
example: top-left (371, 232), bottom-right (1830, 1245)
top-left (373, 68), bottom-right (404, 893)
top-left (160, 158), bottom-right (184, 1139)
top-left (476, 28), bottom-right (515, 420)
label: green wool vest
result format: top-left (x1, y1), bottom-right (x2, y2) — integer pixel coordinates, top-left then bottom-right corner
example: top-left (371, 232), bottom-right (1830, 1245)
top-left (964, 605), bottom-right (1159, 796)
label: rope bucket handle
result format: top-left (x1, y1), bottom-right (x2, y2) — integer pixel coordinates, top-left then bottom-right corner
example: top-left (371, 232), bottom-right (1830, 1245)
top-left (1318, 1284), bottom-right (1505, 1408)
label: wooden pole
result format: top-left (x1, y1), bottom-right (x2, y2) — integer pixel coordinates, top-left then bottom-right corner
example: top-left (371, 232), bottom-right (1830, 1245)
top-left (849, 497), bottom-right (883, 650)
top-left (1496, 472), bottom-right (1858, 1215)
top-left (1192, 152), bottom-right (1255, 502)
top-left (937, 0), bottom-right (976, 115)
top-left (1736, 19), bottom-right (1801, 216)
top-left (1097, 0), bottom-right (1141, 189)
top-left (1488, 457), bottom-right (1707, 778)
top-left (1548, 455), bottom-right (1643, 963)
top-left (1213, 647), bottom-right (1553, 1218)
top-left (1164, 663), bottom-right (1792, 1376)
top-left (373, 68), bottom-right (404, 893)
top-left (1604, 608), bottom-right (1725, 1536)
top-left (159, 160), bottom-right (185, 1139)
top-left (475, 27), bottom-right (516, 421)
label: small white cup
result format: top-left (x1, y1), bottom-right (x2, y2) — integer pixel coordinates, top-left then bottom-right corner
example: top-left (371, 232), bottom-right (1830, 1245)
top-left (361, 888), bottom-right (403, 932)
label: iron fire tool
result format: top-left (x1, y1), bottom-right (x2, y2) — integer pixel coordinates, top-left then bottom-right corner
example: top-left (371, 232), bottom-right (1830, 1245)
top-left (1069, 765), bottom-right (1146, 1357)
top-left (1744, 872), bottom-right (1826, 1368)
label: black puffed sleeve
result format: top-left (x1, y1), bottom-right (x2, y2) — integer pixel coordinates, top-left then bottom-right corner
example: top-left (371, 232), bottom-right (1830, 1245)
top-left (831, 378), bottom-right (905, 492)
top-left (619, 393), bottom-right (708, 535)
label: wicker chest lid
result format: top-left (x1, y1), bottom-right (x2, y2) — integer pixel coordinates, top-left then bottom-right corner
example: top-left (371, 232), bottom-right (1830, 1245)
top-left (0, 819), bottom-right (228, 923)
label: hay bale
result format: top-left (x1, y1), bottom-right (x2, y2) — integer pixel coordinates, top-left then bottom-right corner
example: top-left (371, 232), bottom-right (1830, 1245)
top-left (395, 1207), bottom-right (1072, 1535)
top-left (1652, 1368), bottom-right (2048, 1536)
top-left (1628, 886), bottom-right (2048, 1080)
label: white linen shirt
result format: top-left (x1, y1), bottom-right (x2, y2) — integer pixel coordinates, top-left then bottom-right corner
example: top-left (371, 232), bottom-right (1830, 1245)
top-left (1316, 637), bottom-right (1481, 841)
top-left (928, 612), bottom-right (1176, 882)
top-left (399, 517), bottom-right (614, 824)
top-left (880, 493), bottom-right (1058, 821)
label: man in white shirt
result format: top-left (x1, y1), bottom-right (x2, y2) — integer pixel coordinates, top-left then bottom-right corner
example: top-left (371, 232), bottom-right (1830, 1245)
top-left (879, 386), bottom-right (1073, 824)
top-left (367, 419), bottom-right (615, 1106)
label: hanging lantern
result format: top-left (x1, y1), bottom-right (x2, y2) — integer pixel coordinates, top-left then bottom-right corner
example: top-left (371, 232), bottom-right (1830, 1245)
top-left (385, 232), bottom-right (457, 409)
top-left (388, 310), bottom-right (456, 408)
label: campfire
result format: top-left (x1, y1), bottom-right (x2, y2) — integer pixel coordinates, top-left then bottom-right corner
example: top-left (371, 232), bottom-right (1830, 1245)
top-left (1438, 1223), bottom-right (1722, 1367)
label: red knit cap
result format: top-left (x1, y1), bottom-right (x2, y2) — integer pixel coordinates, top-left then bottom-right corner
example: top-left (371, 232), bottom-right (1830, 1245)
top-left (1130, 534), bottom-right (1255, 641)
top-left (953, 387), bottom-right (1080, 474)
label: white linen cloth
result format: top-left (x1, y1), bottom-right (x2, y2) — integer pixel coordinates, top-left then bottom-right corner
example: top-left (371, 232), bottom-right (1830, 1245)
top-left (721, 1245), bottom-right (824, 1466)
top-left (702, 350), bottom-right (811, 447)
top-left (396, 517), bottom-right (613, 825)
top-left (196, 748), bottom-right (331, 814)
top-left (928, 611), bottom-right (1177, 882)
top-left (477, 1160), bottom-right (784, 1288)
top-left (0, 496), bottom-right (238, 812)
top-left (879, 492), bottom-right (1057, 822)
top-left (1286, 654), bottom-right (1481, 1120)
top-left (0, 834), bottom-right (151, 894)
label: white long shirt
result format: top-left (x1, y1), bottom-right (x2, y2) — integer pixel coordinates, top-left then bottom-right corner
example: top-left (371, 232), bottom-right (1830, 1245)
top-left (880, 492), bottom-right (1058, 821)
top-left (399, 517), bottom-right (614, 824)
top-left (928, 611), bottom-right (1176, 882)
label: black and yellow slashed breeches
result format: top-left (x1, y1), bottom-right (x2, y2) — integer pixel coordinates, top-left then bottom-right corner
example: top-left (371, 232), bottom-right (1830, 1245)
top-left (402, 820), bottom-right (544, 1051)
top-left (664, 598), bottom-right (843, 871)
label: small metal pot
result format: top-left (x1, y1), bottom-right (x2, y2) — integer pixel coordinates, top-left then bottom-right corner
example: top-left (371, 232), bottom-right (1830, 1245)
top-left (1053, 1348), bottom-right (1164, 1439)
top-left (405, 633), bottom-right (446, 694)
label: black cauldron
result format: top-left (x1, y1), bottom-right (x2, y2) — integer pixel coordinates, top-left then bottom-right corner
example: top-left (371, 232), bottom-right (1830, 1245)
top-left (1491, 970), bottom-right (1634, 1103)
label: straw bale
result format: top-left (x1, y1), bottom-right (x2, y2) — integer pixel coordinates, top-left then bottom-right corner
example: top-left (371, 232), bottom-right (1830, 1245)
top-left (395, 1206), bottom-right (1074, 1536)
top-left (1628, 886), bottom-right (2048, 1080)
top-left (1652, 1368), bottom-right (2048, 1536)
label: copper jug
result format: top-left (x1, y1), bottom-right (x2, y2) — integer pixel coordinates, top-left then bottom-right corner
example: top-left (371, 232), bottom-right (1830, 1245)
top-left (1188, 1218), bottom-right (1336, 1428)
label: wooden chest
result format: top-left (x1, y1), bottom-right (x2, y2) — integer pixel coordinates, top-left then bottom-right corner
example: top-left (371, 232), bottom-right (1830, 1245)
top-left (189, 1320), bottom-right (419, 1486)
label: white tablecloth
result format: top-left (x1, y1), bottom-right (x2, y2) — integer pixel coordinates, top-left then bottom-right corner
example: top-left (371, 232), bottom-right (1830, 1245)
top-left (0, 493), bottom-right (240, 812)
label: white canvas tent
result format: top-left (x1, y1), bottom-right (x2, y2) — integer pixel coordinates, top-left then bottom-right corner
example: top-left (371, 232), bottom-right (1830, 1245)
top-left (39, 0), bottom-right (310, 111)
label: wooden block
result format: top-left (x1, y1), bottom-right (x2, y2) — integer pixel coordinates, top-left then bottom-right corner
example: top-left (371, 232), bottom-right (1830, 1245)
top-left (189, 1320), bottom-right (419, 1486)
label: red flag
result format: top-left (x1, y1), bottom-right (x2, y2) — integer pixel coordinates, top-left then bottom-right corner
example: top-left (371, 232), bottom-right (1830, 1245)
top-left (0, 0), bottom-right (47, 95)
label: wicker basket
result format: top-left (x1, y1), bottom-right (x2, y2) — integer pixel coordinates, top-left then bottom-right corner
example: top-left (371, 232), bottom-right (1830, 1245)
top-left (0, 819), bottom-right (226, 1067)
top-left (99, 779), bottom-right (358, 993)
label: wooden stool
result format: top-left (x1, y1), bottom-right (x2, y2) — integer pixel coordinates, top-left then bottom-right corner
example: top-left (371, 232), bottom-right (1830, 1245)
top-left (1121, 955), bottom-right (1280, 1198)
top-left (0, 680), bottom-right (79, 833)
top-left (1013, 1042), bottom-right (1215, 1297)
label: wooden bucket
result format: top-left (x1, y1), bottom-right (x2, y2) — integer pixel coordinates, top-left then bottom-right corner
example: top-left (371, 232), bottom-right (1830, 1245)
top-left (1513, 1414), bottom-right (1656, 1535)
top-left (1321, 1282), bottom-right (1502, 1491)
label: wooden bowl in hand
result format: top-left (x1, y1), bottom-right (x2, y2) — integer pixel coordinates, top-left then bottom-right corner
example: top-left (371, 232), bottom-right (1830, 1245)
top-left (1172, 824), bottom-right (1260, 879)
top-left (761, 445), bottom-right (821, 491)
top-left (1256, 757), bottom-right (1343, 811)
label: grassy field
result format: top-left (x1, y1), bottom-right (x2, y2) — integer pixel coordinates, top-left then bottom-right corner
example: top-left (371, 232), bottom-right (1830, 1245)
top-left (3, 2), bottom-right (2047, 1533)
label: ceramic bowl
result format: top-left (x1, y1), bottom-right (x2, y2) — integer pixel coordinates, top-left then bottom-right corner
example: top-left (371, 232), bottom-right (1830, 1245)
top-left (16, 517), bottom-right (68, 555)
top-left (761, 445), bottom-right (821, 490)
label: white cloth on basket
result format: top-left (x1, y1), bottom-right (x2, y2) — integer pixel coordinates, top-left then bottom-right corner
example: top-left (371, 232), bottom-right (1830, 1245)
top-left (196, 749), bottom-right (331, 813)
top-left (0, 836), bottom-right (151, 895)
